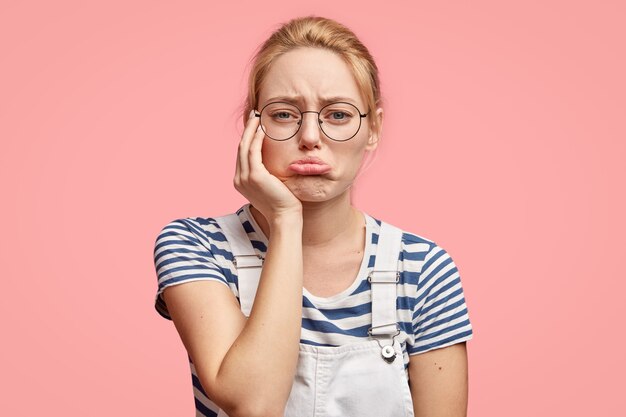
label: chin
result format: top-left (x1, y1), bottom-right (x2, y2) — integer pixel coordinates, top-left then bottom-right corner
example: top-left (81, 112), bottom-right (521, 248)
top-left (285, 176), bottom-right (332, 201)
top-left (285, 176), bottom-right (351, 203)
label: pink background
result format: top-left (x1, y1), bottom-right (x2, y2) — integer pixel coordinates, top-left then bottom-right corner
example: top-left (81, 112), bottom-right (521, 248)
top-left (1, 1), bottom-right (624, 415)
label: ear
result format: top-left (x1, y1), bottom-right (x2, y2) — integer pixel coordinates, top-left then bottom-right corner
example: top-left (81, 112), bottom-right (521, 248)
top-left (365, 107), bottom-right (383, 151)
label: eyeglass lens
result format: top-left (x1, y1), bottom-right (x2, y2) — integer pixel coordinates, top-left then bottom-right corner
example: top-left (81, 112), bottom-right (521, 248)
top-left (259, 102), bottom-right (363, 141)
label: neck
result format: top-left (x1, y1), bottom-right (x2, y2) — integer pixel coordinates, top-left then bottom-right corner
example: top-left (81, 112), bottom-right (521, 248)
top-left (248, 191), bottom-right (364, 249)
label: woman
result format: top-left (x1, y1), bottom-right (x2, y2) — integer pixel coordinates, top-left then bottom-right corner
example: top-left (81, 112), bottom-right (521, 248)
top-left (153, 16), bottom-right (473, 417)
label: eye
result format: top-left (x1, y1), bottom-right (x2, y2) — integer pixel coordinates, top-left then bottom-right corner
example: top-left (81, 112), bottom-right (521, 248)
top-left (262, 102), bottom-right (301, 122)
top-left (268, 110), bottom-right (299, 122)
top-left (322, 106), bottom-right (354, 124)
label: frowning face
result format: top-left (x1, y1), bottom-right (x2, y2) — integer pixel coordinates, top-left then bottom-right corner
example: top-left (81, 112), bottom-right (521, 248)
top-left (256, 47), bottom-right (383, 203)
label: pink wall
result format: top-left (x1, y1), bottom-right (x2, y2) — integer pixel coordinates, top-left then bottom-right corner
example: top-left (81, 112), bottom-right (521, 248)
top-left (1, 1), bottom-right (624, 415)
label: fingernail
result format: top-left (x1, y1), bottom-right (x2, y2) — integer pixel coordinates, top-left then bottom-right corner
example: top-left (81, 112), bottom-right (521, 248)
top-left (249, 109), bottom-right (255, 119)
top-left (257, 125), bottom-right (261, 132)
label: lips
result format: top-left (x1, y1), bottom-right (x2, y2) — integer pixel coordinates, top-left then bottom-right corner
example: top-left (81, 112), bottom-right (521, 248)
top-left (288, 156), bottom-right (332, 175)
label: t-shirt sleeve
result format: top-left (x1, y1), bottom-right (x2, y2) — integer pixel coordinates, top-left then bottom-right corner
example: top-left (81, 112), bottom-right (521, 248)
top-left (153, 218), bottom-right (230, 320)
top-left (408, 243), bottom-right (473, 355)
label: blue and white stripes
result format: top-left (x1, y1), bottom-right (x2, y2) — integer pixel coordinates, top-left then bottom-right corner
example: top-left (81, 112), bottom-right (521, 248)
top-left (153, 204), bottom-right (473, 417)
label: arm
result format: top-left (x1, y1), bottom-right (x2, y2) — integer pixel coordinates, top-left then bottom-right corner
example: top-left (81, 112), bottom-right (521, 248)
top-left (163, 110), bottom-right (305, 417)
top-left (408, 342), bottom-right (469, 417)
top-left (163, 213), bottom-right (303, 417)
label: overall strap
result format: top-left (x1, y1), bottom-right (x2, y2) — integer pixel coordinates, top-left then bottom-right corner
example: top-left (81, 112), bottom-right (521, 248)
top-left (214, 213), bottom-right (263, 317)
top-left (368, 220), bottom-right (403, 338)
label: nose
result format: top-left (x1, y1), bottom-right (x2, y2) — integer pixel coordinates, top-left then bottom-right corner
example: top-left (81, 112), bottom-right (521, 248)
top-left (297, 111), bottom-right (322, 149)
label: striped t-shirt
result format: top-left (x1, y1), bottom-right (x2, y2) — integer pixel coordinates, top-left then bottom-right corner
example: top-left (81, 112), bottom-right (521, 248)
top-left (153, 203), bottom-right (473, 416)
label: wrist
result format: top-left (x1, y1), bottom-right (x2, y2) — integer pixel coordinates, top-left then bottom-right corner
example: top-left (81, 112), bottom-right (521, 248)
top-left (268, 211), bottom-right (303, 230)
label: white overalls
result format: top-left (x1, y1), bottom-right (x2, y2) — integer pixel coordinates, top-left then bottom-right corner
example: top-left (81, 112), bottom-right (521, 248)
top-left (214, 213), bottom-right (415, 417)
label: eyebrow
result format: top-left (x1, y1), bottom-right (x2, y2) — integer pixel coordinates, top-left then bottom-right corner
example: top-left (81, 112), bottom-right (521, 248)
top-left (263, 95), bottom-right (360, 106)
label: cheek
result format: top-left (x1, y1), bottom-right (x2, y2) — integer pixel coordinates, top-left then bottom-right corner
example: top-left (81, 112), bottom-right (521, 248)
top-left (319, 151), bottom-right (364, 185)
top-left (342, 154), bottom-right (366, 177)
top-left (337, 140), bottom-right (369, 171)
top-left (260, 141), bottom-right (287, 174)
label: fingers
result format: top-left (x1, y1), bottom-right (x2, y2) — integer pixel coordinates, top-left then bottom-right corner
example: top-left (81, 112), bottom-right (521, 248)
top-left (236, 110), bottom-right (260, 182)
top-left (248, 124), bottom-right (265, 175)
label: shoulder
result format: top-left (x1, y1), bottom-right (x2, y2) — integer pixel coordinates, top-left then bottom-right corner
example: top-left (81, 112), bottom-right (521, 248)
top-left (153, 215), bottom-right (239, 274)
top-left (369, 214), bottom-right (439, 262)
top-left (152, 214), bottom-right (240, 320)
top-left (154, 216), bottom-right (225, 250)
top-left (370, 216), bottom-right (460, 285)
top-left (401, 229), bottom-right (438, 258)
top-left (153, 208), bottom-right (257, 270)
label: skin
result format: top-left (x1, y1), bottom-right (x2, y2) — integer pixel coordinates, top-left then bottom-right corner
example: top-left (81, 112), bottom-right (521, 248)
top-left (243, 46), bottom-right (469, 416)
top-left (163, 46), bottom-right (468, 417)
top-left (245, 47), bottom-right (382, 296)
top-left (244, 47), bottom-right (382, 249)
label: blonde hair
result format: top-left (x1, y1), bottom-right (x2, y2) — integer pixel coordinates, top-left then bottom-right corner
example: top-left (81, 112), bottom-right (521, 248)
top-left (241, 16), bottom-right (382, 131)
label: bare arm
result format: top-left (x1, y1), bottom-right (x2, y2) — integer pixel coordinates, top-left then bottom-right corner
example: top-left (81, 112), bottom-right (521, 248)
top-left (163, 111), bottom-right (305, 417)
top-left (164, 214), bottom-right (303, 417)
top-left (408, 342), bottom-right (469, 417)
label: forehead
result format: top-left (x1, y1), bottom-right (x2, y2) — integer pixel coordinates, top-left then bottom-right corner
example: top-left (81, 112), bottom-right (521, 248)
top-left (258, 47), bottom-right (365, 108)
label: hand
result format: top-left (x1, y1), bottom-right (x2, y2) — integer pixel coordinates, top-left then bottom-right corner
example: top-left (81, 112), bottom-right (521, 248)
top-left (234, 110), bottom-right (302, 222)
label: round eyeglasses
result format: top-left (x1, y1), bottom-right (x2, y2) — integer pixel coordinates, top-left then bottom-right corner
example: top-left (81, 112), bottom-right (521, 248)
top-left (254, 101), bottom-right (368, 142)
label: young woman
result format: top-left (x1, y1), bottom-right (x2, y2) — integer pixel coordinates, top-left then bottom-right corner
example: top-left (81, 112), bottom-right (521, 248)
top-left (153, 16), bottom-right (473, 417)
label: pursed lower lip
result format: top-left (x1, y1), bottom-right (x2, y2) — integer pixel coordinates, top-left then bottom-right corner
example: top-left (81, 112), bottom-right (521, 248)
top-left (288, 163), bottom-right (332, 175)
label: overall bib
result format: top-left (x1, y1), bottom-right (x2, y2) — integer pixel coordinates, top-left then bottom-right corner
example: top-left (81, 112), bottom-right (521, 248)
top-left (214, 213), bottom-right (415, 417)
